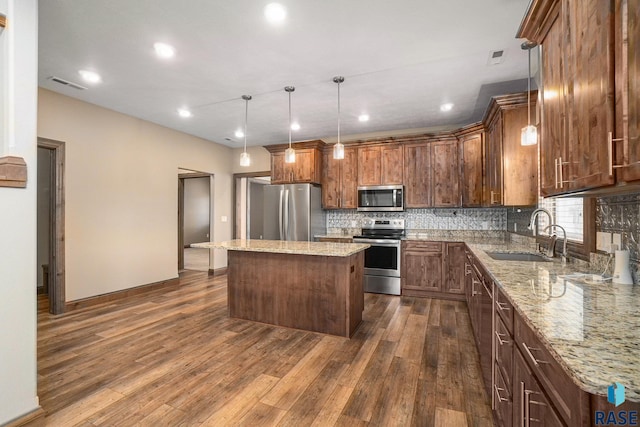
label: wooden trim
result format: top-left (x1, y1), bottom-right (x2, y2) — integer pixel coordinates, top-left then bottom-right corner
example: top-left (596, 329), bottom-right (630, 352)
top-left (402, 289), bottom-right (465, 301)
top-left (516, 0), bottom-right (561, 43)
top-left (482, 91), bottom-right (536, 125)
top-left (208, 266), bottom-right (228, 277)
top-left (0, 15), bottom-right (6, 29)
top-left (178, 172), bottom-right (210, 179)
top-left (264, 139), bottom-right (325, 153)
top-left (232, 170), bottom-right (270, 179)
top-left (37, 138), bottom-right (66, 315)
top-left (453, 122), bottom-right (485, 138)
top-left (4, 407), bottom-right (45, 427)
top-left (0, 156), bottom-right (28, 188)
top-left (178, 178), bottom-right (184, 270)
top-left (65, 277), bottom-right (180, 312)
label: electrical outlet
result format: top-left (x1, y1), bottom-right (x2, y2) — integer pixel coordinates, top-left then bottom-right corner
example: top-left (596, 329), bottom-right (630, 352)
top-left (514, 223), bottom-right (518, 232)
top-left (596, 232), bottom-right (612, 252)
top-left (612, 233), bottom-right (622, 252)
top-left (221, 216), bottom-right (228, 223)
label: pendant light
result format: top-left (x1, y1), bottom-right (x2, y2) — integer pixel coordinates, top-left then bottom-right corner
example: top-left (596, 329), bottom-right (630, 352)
top-left (284, 86), bottom-right (296, 163)
top-left (239, 95), bottom-right (252, 167)
top-left (521, 41), bottom-right (538, 146)
top-left (333, 76), bottom-right (345, 160)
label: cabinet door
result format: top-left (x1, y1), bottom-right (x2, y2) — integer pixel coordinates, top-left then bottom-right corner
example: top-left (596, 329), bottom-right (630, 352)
top-left (513, 350), bottom-right (564, 427)
top-left (357, 146), bottom-right (382, 186)
top-left (563, 0), bottom-right (615, 191)
top-left (271, 152), bottom-right (290, 184)
top-left (444, 243), bottom-right (465, 295)
top-left (292, 149), bottom-right (317, 183)
top-left (485, 114), bottom-right (503, 205)
top-left (404, 143), bottom-right (431, 207)
top-left (322, 150), bottom-right (340, 209)
top-left (502, 107), bottom-right (538, 206)
top-left (381, 144), bottom-right (404, 185)
top-left (432, 139), bottom-right (460, 207)
top-left (618, 0), bottom-right (640, 182)
top-left (341, 147), bottom-right (359, 208)
top-left (460, 133), bottom-right (484, 207)
top-left (402, 245), bottom-right (443, 294)
top-left (540, 16), bottom-right (569, 197)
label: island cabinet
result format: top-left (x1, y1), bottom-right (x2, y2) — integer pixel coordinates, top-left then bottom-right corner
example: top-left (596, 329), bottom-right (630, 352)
top-left (266, 140), bottom-right (324, 185)
top-left (357, 143), bottom-right (403, 186)
top-left (321, 146), bottom-right (358, 209)
top-left (457, 125), bottom-right (485, 207)
top-left (403, 138), bottom-right (460, 208)
top-left (483, 93), bottom-right (538, 206)
top-left (519, 0), bottom-right (616, 196)
top-left (401, 241), bottom-right (465, 300)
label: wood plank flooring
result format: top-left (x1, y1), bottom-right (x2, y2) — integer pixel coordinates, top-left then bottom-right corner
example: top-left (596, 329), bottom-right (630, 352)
top-left (37, 271), bottom-right (494, 426)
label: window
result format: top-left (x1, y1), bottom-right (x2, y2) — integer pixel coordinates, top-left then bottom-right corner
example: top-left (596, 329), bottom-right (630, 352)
top-left (537, 197), bottom-right (584, 242)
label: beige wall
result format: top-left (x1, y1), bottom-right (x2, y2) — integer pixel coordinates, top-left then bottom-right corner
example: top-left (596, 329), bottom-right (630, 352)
top-left (0, 0), bottom-right (39, 424)
top-left (38, 88), bottom-right (234, 301)
top-left (231, 145), bottom-right (271, 173)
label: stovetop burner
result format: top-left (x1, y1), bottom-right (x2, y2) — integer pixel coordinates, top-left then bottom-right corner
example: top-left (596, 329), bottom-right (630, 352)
top-left (357, 218), bottom-right (405, 239)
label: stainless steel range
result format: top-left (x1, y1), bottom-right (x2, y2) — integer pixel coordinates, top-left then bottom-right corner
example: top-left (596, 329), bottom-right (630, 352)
top-left (353, 218), bottom-right (405, 295)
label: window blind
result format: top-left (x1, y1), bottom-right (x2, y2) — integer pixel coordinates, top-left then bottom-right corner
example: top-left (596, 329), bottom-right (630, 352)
top-left (537, 197), bottom-right (584, 242)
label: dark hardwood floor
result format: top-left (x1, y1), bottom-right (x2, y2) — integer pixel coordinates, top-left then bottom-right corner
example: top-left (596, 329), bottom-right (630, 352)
top-left (37, 271), bottom-right (494, 426)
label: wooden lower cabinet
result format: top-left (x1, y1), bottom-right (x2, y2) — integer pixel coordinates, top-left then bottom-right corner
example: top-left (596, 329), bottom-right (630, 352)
top-left (401, 241), bottom-right (465, 300)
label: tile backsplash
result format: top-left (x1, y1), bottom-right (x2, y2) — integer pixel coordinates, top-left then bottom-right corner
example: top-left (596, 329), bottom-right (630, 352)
top-left (327, 208), bottom-right (507, 231)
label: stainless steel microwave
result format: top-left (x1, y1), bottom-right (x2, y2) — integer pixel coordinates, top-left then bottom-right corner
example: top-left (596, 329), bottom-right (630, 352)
top-left (357, 185), bottom-right (404, 212)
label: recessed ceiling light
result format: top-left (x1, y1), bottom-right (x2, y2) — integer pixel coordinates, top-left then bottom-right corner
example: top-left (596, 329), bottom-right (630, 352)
top-left (177, 108), bottom-right (192, 118)
top-left (291, 122), bottom-right (300, 131)
top-left (440, 103), bottom-right (454, 112)
top-left (78, 70), bottom-right (101, 84)
top-left (264, 3), bottom-right (286, 24)
top-left (358, 114), bottom-right (370, 122)
top-left (154, 42), bottom-right (175, 59)
top-left (235, 129), bottom-right (245, 138)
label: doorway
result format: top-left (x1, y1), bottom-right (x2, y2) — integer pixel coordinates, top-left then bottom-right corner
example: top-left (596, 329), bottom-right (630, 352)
top-left (234, 172), bottom-right (270, 239)
top-left (36, 138), bottom-right (65, 315)
top-left (178, 170), bottom-right (213, 273)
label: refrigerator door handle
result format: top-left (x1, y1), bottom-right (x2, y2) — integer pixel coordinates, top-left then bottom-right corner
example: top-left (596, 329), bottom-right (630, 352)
top-left (278, 189), bottom-right (284, 240)
top-left (283, 189), bottom-right (290, 240)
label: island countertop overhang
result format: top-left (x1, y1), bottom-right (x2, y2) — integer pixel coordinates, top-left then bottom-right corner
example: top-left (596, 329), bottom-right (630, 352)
top-left (191, 239), bottom-right (369, 257)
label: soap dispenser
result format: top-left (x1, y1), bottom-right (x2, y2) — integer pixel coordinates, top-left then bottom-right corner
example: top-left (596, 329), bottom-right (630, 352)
top-left (613, 250), bottom-right (634, 285)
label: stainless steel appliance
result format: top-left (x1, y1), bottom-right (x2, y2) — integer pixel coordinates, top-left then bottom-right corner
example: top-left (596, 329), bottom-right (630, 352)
top-left (357, 185), bottom-right (404, 212)
top-left (353, 218), bottom-right (405, 295)
top-left (262, 183), bottom-right (325, 241)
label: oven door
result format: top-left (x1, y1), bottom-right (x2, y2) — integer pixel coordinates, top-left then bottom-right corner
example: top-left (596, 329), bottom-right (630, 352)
top-left (353, 238), bottom-right (401, 277)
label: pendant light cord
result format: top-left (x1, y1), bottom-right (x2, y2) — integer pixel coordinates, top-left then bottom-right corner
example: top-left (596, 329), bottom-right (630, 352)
top-left (527, 47), bottom-right (531, 127)
top-left (244, 98), bottom-right (249, 152)
top-left (288, 91), bottom-right (292, 148)
top-left (337, 81), bottom-right (341, 144)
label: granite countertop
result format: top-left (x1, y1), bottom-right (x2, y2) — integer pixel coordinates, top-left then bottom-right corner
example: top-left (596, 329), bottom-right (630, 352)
top-left (191, 239), bottom-right (369, 257)
top-left (466, 242), bottom-right (640, 401)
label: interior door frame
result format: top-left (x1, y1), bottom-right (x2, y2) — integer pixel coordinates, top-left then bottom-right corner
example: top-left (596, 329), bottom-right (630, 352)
top-left (232, 171), bottom-right (270, 239)
top-left (37, 137), bottom-right (66, 315)
top-left (178, 171), bottom-right (214, 273)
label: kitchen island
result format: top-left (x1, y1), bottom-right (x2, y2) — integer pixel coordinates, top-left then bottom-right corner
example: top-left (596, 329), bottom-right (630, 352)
top-left (191, 239), bottom-right (369, 337)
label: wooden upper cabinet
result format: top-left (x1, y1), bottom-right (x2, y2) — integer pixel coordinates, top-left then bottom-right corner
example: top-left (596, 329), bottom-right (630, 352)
top-left (267, 141), bottom-right (323, 185)
top-left (458, 128), bottom-right (484, 207)
top-left (404, 143), bottom-right (431, 207)
top-left (483, 93), bottom-right (538, 206)
top-left (321, 146), bottom-right (358, 209)
top-left (520, 0), bottom-right (615, 195)
top-left (431, 139), bottom-right (460, 207)
top-left (617, 0), bottom-right (640, 182)
top-left (357, 144), bottom-right (403, 186)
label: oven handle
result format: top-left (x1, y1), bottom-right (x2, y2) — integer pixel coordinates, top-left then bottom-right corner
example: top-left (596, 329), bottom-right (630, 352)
top-left (353, 239), bottom-right (401, 246)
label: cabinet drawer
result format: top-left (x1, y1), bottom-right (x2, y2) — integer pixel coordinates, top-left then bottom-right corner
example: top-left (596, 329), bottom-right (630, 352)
top-left (402, 241), bottom-right (442, 252)
top-left (495, 286), bottom-right (514, 334)
top-left (493, 362), bottom-right (513, 427)
top-left (515, 315), bottom-right (586, 425)
top-left (317, 237), bottom-right (353, 243)
top-left (495, 314), bottom-right (513, 391)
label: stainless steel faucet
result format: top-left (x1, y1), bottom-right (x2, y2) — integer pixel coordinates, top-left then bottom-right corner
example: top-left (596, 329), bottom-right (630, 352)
top-left (528, 208), bottom-right (553, 236)
top-left (544, 224), bottom-right (568, 264)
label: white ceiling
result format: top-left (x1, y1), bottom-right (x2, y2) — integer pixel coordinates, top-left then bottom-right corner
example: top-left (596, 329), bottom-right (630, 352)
top-left (38, 0), bottom-right (535, 148)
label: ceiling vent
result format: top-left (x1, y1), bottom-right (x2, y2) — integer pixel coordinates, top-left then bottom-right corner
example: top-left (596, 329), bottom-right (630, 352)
top-left (47, 76), bottom-right (87, 90)
top-left (488, 50), bottom-right (505, 65)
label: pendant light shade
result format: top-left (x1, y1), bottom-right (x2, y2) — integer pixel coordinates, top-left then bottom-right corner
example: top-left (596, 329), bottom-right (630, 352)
top-left (521, 41), bottom-right (538, 146)
top-left (284, 86), bottom-right (296, 163)
top-left (239, 95), bottom-right (252, 167)
top-left (333, 76), bottom-right (345, 160)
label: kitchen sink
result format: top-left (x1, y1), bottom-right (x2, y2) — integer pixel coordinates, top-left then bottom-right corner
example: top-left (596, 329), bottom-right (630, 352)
top-left (486, 252), bottom-right (551, 262)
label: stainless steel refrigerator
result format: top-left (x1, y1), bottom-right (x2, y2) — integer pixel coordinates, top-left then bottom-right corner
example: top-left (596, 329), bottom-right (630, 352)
top-left (262, 183), bottom-right (326, 241)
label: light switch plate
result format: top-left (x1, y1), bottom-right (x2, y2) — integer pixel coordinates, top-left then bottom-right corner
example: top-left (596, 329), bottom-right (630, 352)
top-left (612, 233), bottom-right (622, 252)
top-left (596, 232), bottom-right (611, 251)
top-left (221, 216), bottom-right (228, 223)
